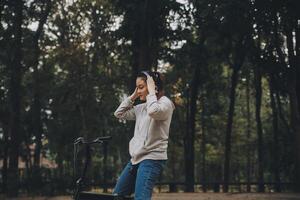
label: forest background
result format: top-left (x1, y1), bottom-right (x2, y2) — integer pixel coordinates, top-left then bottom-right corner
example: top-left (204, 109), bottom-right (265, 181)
top-left (0, 0), bottom-right (299, 197)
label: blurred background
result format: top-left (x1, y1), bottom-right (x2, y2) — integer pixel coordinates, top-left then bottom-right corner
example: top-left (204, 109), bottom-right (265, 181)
top-left (0, 0), bottom-right (299, 197)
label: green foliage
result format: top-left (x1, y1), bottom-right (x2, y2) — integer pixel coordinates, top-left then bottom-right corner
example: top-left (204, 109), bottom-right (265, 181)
top-left (0, 0), bottom-right (298, 195)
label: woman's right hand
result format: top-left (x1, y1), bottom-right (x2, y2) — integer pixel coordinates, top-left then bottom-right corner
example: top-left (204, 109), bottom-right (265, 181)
top-left (130, 87), bottom-right (139, 101)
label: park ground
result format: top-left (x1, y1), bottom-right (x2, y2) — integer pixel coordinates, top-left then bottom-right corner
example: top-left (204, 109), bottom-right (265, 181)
top-left (1, 193), bottom-right (300, 200)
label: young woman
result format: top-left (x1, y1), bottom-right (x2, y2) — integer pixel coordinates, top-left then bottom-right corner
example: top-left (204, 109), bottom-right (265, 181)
top-left (113, 71), bottom-right (175, 200)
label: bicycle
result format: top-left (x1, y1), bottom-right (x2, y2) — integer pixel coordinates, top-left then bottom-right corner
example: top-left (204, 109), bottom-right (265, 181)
top-left (73, 136), bottom-right (133, 200)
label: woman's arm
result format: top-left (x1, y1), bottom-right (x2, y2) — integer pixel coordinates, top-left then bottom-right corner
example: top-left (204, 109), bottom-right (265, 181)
top-left (114, 97), bottom-right (136, 120)
top-left (114, 88), bottom-right (139, 120)
top-left (146, 94), bottom-right (174, 120)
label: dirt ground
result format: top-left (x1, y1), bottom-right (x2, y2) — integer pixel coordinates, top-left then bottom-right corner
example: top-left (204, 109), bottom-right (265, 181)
top-left (152, 193), bottom-right (300, 200)
top-left (1, 193), bottom-right (300, 200)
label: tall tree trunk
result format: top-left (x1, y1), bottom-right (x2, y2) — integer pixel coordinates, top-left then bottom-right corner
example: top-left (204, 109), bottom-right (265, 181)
top-left (223, 66), bottom-right (239, 192)
top-left (30, 2), bottom-right (52, 191)
top-left (286, 19), bottom-right (300, 192)
top-left (7, 0), bottom-right (23, 196)
top-left (1, 121), bottom-right (9, 193)
top-left (285, 18), bottom-right (300, 192)
top-left (288, 79), bottom-right (300, 192)
top-left (200, 95), bottom-right (207, 192)
top-left (32, 0), bottom-right (52, 169)
top-left (295, 19), bottom-right (300, 117)
top-left (103, 143), bottom-right (108, 192)
top-left (23, 133), bottom-right (33, 193)
top-left (223, 34), bottom-right (247, 193)
top-left (273, 14), bottom-right (298, 190)
top-left (130, 0), bottom-right (148, 90)
top-left (32, 56), bottom-right (43, 191)
top-left (269, 75), bottom-right (281, 192)
top-left (254, 66), bottom-right (264, 192)
top-left (130, 0), bottom-right (161, 90)
top-left (295, 15), bottom-right (300, 194)
top-left (184, 67), bottom-right (199, 192)
top-left (246, 70), bottom-right (251, 192)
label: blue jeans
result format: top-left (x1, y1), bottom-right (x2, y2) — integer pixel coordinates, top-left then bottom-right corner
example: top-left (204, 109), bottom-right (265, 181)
top-left (113, 159), bottom-right (166, 200)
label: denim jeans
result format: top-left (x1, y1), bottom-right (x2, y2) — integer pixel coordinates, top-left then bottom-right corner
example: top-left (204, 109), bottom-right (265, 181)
top-left (113, 159), bottom-right (166, 200)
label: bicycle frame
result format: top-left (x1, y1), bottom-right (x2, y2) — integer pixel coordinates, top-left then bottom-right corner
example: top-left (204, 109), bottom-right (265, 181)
top-left (72, 136), bottom-right (133, 200)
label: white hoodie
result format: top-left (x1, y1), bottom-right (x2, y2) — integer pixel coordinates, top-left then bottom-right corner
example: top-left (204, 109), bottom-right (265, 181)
top-left (114, 94), bottom-right (175, 165)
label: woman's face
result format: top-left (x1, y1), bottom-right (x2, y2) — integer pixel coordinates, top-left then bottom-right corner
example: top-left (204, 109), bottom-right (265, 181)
top-left (136, 77), bottom-right (148, 101)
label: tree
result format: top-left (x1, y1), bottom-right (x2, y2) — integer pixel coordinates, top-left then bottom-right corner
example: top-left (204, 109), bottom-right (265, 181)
top-left (6, 0), bottom-right (24, 196)
top-left (254, 62), bottom-right (264, 192)
top-left (252, 0), bottom-right (300, 191)
top-left (115, 0), bottom-right (181, 89)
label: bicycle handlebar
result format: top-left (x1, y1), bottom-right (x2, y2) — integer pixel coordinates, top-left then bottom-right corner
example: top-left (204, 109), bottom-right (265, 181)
top-left (73, 136), bottom-right (112, 145)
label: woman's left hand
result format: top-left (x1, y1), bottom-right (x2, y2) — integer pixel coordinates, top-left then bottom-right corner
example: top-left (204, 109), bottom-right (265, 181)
top-left (146, 75), bottom-right (156, 95)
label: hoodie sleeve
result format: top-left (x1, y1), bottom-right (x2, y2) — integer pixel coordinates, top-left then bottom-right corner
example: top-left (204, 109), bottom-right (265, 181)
top-left (114, 97), bottom-right (136, 120)
top-left (146, 94), bottom-right (174, 120)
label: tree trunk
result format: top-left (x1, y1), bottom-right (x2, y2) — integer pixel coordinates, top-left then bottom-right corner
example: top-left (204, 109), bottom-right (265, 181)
top-left (223, 66), bottom-right (239, 192)
top-left (30, 2), bottom-right (52, 191)
top-left (7, 0), bottom-right (23, 196)
top-left (1, 122), bottom-right (9, 193)
top-left (184, 68), bottom-right (200, 192)
top-left (103, 143), bottom-right (108, 193)
top-left (223, 33), bottom-right (248, 191)
top-left (295, 14), bottom-right (300, 194)
top-left (32, 0), bottom-right (52, 169)
top-left (287, 50), bottom-right (300, 193)
top-left (254, 66), bottom-right (264, 192)
top-left (289, 80), bottom-right (300, 192)
top-left (200, 95), bottom-right (207, 192)
top-left (24, 134), bottom-right (33, 193)
top-left (269, 75), bottom-right (281, 192)
top-left (130, 0), bottom-right (161, 90)
top-left (246, 70), bottom-right (251, 192)
top-left (286, 18), bottom-right (300, 192)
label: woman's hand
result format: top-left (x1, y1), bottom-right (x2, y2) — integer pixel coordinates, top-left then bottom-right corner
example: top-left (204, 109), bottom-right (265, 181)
top-left (146, 75), bottom-right (156, 95)
top-left (130, 87), bottom-right (139, 101)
